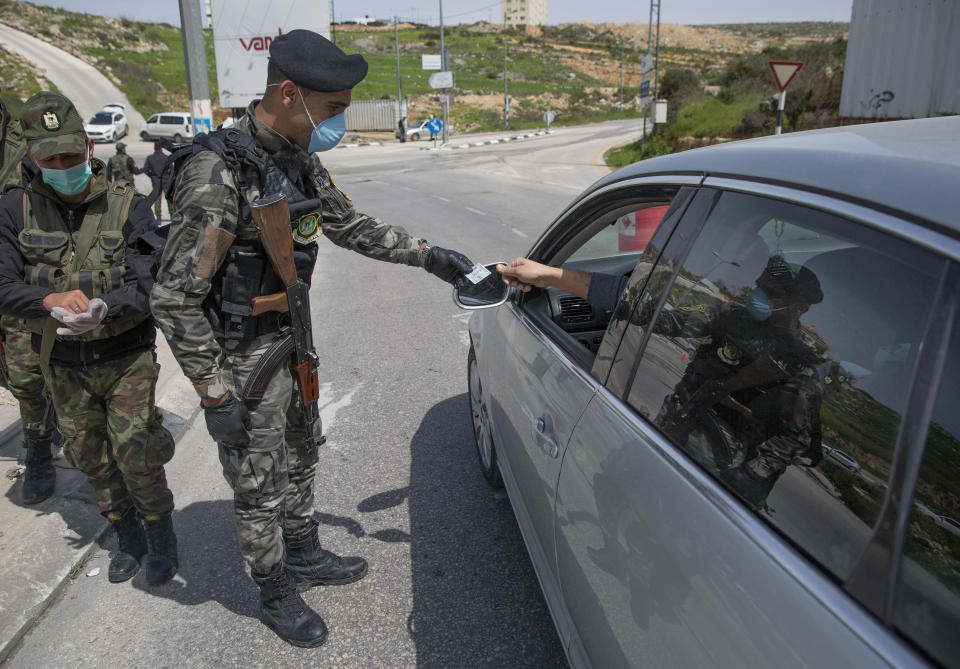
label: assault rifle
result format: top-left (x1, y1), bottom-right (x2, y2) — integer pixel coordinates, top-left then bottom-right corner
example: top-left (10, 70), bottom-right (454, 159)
top-left (241, 193), bottom-right (323, 450)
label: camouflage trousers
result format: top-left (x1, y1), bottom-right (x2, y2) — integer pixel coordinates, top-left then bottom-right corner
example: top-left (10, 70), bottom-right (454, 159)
top-left (47, 347), bottom-right (175, 517)
top-left (217, 334), bottom-right (321, 574)
top-left (0, 319), bottom-right (55, 440)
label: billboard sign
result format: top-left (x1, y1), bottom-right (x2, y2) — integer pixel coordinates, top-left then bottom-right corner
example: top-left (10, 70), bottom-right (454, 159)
top-left (211, 0), bottom-right (330, 109)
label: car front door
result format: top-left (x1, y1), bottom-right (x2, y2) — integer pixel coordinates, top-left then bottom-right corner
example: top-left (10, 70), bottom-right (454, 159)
top-left (481, 181), bottom-right (686, 626)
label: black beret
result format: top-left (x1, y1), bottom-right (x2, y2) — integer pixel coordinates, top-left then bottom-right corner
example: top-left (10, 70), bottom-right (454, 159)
top-left (269, 29), bottom-right (368, 92)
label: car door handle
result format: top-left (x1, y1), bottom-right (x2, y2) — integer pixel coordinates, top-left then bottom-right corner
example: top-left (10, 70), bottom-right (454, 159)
top-left (533, 416), bottom-right (559, 459)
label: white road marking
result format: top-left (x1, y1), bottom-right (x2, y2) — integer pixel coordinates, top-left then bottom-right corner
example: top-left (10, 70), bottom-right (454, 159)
top-left (317, 381), bottom-right (361, 437)
top-left (431, 195), bottom-right (450, 202)
top-left (510, 227), bottom-right (529, 238)
top-left (465, 206), bottom-right (486, 217)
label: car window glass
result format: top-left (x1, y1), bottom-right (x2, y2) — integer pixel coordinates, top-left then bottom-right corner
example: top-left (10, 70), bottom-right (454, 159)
top-left (89, 112), bottom-right (112, 124)
top-left (147, 115), bottom-right (158, 123)
top-left (624, 190), bottom-right (943, 584)
top-left (523, 188), bottom-right (680, 368)
top-left (894, 313), bottom-right (960, 668)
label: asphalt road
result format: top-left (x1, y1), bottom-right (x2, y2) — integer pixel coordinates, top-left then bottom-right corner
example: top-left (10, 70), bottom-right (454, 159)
top-left (4, 120), bottom-right (645, 668)
top-left (0, 23), bottom-right (144, 127)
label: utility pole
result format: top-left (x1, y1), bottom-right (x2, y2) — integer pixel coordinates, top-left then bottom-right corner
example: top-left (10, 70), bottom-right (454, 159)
top-left (439, 0), bottom-right (448, 143)
top-left (330, 0), bottom-right (336, 44)
top-left (503, 12), bottom-right (509, 126)
top-left (178, 0), bottom-right (212, 137)
top-left (640, 0), bottom-right (659, 158)
top-left (619, 38), bottom-right (624, 109)
top-left (395, 17), bottom-right (403, 127)
top-left (619, 38), bottom-right (633, 108)
top-left (653, 0), bottom-right (661, 103)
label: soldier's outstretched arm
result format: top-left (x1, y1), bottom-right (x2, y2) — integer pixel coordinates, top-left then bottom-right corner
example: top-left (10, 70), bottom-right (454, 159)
top-left (313, 164), bottom-right (474, 284)
top-left (150, 152), bottom-right (239, 391)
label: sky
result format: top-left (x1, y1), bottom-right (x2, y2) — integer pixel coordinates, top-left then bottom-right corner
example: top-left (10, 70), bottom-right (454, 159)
top-left (28, 0), bottom-right (853, 27)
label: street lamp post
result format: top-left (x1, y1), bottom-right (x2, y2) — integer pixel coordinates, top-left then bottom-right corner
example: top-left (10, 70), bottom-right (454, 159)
top-left (503, 7), bottom-right (516, 127)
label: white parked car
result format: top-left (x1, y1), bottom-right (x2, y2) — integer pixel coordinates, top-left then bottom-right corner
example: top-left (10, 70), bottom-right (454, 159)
top-left (140, 112), bottom-right (193, 143)
top-left (84, 104), bottom-right (128, 143)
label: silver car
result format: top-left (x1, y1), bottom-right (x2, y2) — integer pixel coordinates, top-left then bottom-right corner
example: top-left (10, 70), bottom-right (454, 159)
top-left (459, 117), bottom-right (960, 668)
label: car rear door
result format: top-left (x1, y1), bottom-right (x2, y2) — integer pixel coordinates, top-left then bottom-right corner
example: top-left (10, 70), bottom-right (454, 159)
top-left (555, 183), bottom-right (948, 667)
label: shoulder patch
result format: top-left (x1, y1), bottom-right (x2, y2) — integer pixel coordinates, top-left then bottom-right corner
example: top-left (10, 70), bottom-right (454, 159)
top-left (293, 211), bottom-right (322, 245)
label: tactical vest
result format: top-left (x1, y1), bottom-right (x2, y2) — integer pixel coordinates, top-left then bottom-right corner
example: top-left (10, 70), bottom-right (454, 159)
top-left (18, 180), bottom-right (144, 343)
top-left (166, 129), bottom-right (322, 344)
top-left (108, 155), bottom-right (134, 183)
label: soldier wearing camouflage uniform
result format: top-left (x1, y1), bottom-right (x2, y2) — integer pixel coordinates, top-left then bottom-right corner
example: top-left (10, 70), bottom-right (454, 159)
top-left (0, 87), bottom-right (58, 505)
top-left (106, 141), bottom-right (141, 186)
top-left (0, 93), bottom-right (178, 586)
top-left (151, 30), bottom-right (475, 647)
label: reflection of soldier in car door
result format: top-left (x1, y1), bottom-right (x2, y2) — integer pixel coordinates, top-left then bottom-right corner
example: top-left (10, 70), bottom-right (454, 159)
top-left (650, 256), bottom-right (826, 509)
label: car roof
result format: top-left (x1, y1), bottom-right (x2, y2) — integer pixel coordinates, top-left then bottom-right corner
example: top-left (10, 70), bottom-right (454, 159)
top-left (595, 116), bottom-right (960, 234)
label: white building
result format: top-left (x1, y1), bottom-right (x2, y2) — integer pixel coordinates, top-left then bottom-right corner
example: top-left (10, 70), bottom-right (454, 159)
top-left (502, 0), bottom-right (547, 27)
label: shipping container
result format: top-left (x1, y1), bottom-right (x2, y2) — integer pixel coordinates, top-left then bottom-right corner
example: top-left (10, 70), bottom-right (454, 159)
top-left (840, 0), bottom-right (960, 119)
top-left (345, 100), bottom-right (407, 132)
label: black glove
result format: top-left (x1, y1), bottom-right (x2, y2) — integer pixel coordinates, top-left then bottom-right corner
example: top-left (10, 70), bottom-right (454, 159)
top-left (422, 245), bottom-right (475, 286)
top-left (203, 392), bottom-right (250, 445)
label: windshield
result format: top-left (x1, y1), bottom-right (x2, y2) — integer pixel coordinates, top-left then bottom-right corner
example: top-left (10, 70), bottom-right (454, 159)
top-left (88, 112), bottom-right (113, 125)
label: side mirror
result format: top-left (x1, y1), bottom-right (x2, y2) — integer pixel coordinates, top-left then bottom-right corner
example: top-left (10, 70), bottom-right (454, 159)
top-left (453, 262), bottom-right (511, 310)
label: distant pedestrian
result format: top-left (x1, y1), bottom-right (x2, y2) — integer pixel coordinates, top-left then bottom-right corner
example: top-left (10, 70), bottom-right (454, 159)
top-left (397, 115), bottom-right (406, 143)
top-left (142, 141), bottom-right (167, 220)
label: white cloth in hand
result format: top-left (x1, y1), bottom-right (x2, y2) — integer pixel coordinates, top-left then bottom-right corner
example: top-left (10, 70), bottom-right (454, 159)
top-left (50, 298), bottom-right (107, 336)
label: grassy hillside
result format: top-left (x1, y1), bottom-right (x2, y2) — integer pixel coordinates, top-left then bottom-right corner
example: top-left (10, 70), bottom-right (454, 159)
top-left (0, 0), bottom-right (848, 137)
top-left (606, 37), bottom-right (848, 167)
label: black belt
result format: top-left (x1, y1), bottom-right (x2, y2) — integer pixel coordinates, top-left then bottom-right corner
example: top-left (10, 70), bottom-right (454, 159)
top-left (32, 318), bottom-right (156, 368)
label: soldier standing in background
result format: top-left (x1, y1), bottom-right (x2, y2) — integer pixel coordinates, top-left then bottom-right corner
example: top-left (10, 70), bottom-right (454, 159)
top-left (151, 30), bottom-right (475, 647)
top-left (0, 87), bottom-right (57, 505)
top-left (0, 93), bottom-right (178, 585)
top-left (106, 141), bottom-right (141, 187)
top-left (142, 141), bottom-right (168, 220)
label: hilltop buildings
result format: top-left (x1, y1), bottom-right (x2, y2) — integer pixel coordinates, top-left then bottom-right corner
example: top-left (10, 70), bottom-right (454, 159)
top-left (502, 0), bottom-right (547, 26)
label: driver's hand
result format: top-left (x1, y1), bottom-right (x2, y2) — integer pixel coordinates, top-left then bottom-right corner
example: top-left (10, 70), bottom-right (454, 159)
top-left (497, 257), bottom-right (561, 292)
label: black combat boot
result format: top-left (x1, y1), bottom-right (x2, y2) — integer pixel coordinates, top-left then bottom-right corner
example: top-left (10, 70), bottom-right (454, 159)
top-left (284, 520), bottom-right (368, 590)
top-left (21, 436), bottom-right (56, 505)
top-left (142, 513), bottom-right (179, 585)
top-left (107, 507), bottom-right (147, 583)
top-left (252, 562), bottom-right (328, 648)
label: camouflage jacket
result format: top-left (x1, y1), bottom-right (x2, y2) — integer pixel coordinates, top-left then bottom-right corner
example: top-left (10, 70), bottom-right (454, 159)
top-left (0, 159), bottom-right (160, 325)
top-left (151, 101), bottom-right (425, 389)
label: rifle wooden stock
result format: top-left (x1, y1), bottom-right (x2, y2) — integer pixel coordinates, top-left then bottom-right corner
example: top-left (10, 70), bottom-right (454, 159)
top-left (293, 360), bottom-right (320, 404)
top-left (249, 193), bottom-right (298, 288)
top-left (249, 292), bottom-right (288, 316)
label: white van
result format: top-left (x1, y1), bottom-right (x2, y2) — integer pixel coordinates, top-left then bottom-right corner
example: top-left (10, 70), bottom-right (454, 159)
top-left (140, 112), bottom-right (193, 143)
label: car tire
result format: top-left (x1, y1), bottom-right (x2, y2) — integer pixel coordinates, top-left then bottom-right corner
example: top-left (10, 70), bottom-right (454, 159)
top-left (469, 346), bottom-right (503, 488)
top-left (173, 133), bottom-right (183, 143)
top-left (140, 131), bottom-right (149, 140)
top-left (410, 133), bottom-right (419, 141)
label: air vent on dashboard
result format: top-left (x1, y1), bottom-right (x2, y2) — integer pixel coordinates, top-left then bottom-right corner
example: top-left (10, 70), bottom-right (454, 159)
top-left (558, 296), bottom-right (593, 323)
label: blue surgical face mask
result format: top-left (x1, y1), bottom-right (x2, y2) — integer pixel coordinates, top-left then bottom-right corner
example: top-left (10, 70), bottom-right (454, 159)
top-left (746, 286), bottom-right (775, 321)
top-left (40, 150), bottom-right (93, 195)
top-left (299, 89), bottom-right (345, 152)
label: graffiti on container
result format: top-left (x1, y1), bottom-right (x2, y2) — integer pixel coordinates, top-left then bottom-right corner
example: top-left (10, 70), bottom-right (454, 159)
top-left (860, 89), bottom-right (895, 113)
